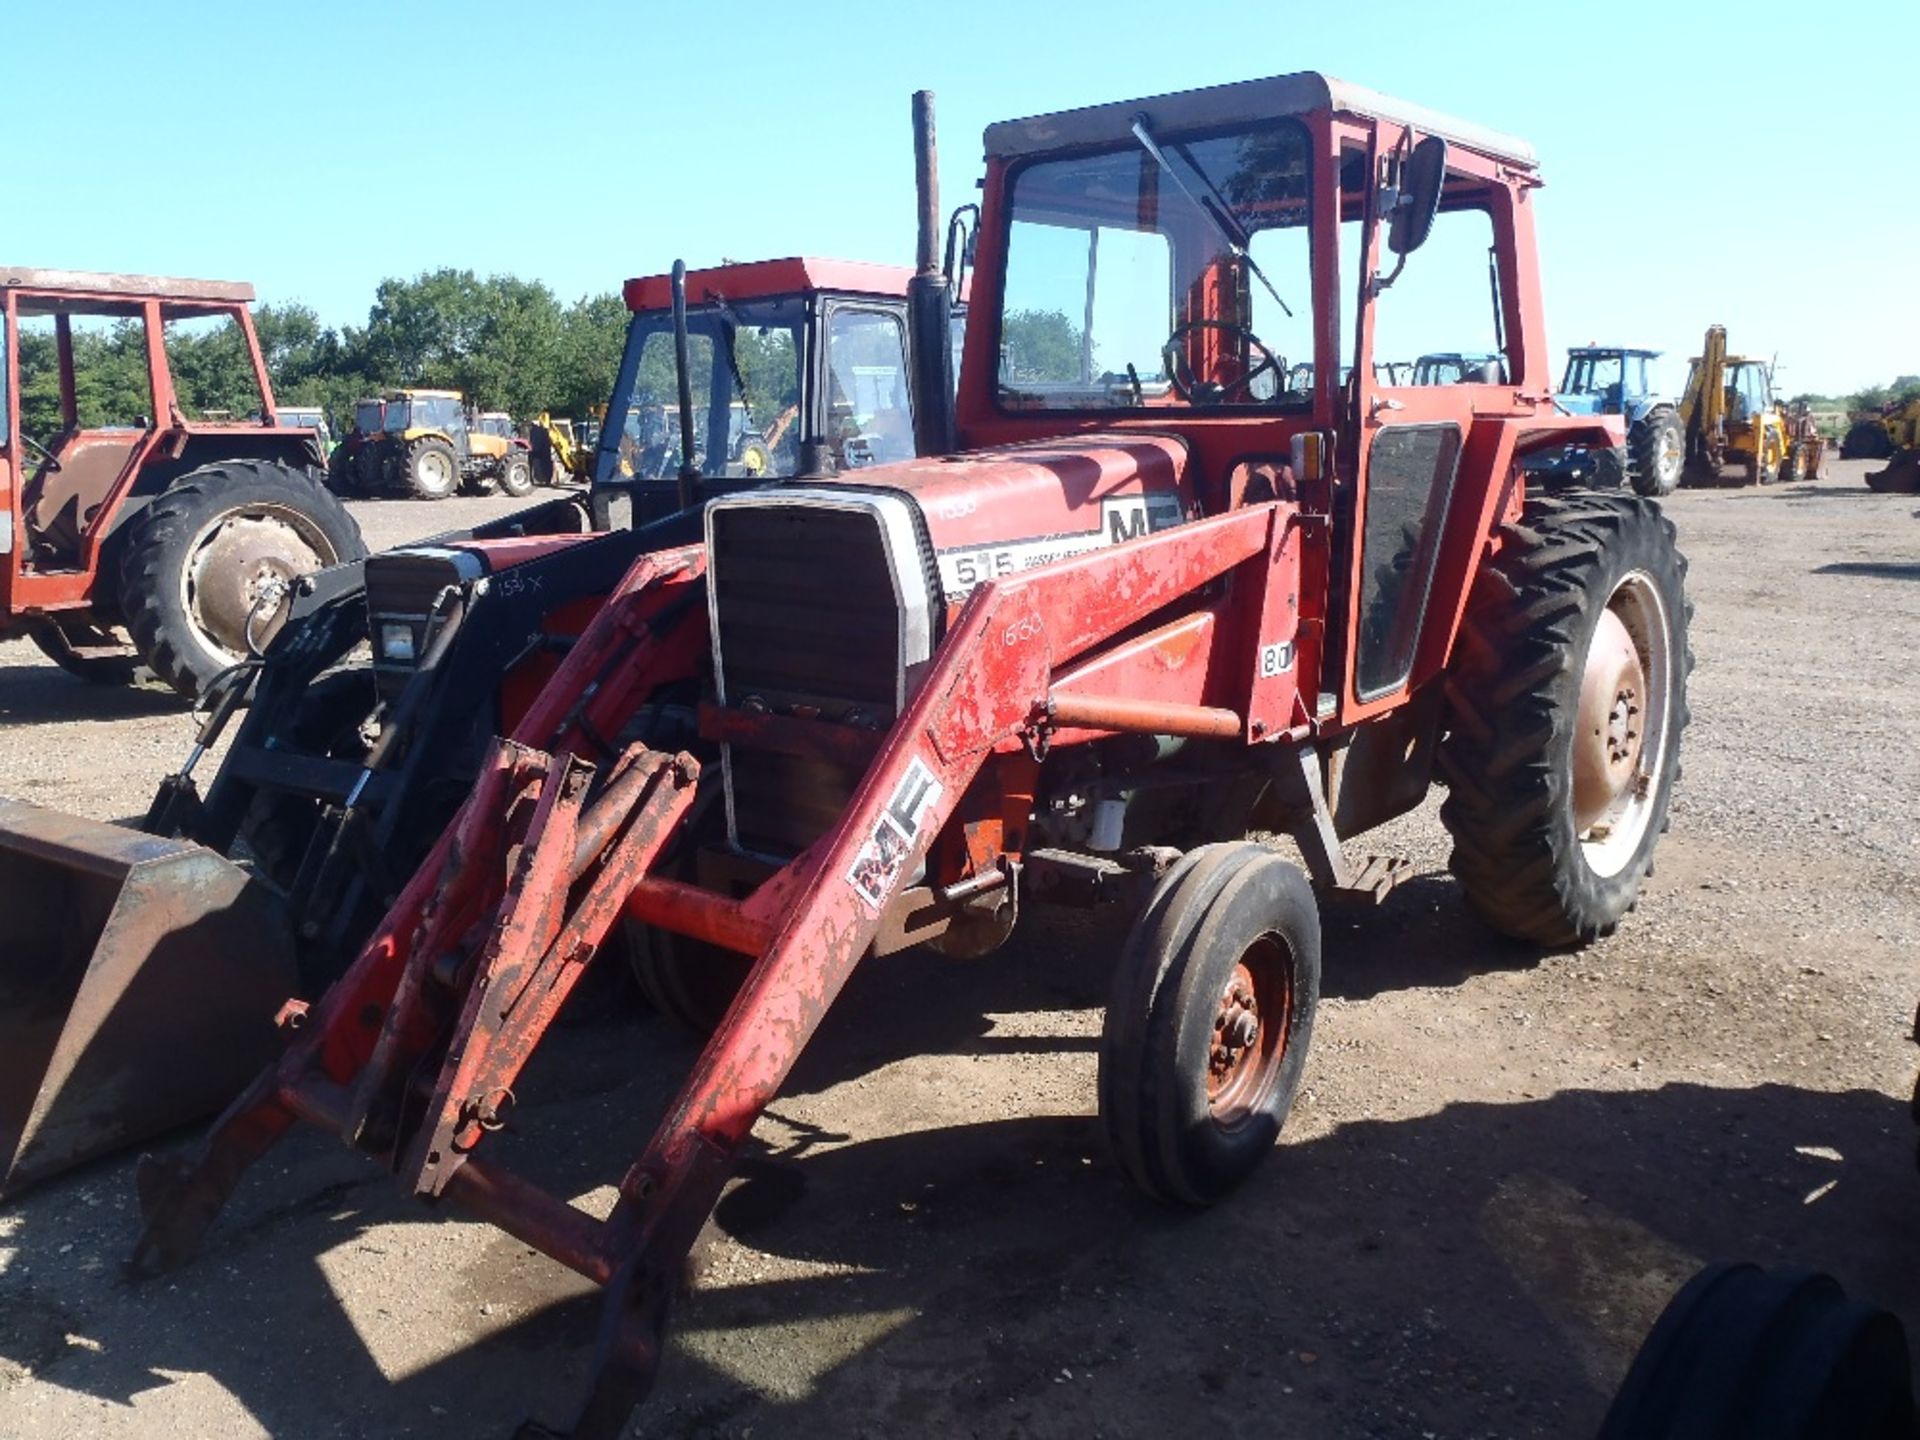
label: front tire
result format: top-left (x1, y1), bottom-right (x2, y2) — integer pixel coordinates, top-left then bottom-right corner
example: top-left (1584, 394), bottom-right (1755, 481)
top-left (1629, 406), bottom-right (1683, 496)
top-left (1099, 843), bottom-right (1321, 1206)
top-left (118, 459), bottom-right (366, 701)
top-left (1438, 491), bottom-right (1691, 946)
top-left (498, 451), bottom-right (535, 497)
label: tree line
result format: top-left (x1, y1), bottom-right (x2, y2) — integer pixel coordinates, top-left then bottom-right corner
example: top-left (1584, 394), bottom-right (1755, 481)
top-left (15, 269), bottom-right (632, 440)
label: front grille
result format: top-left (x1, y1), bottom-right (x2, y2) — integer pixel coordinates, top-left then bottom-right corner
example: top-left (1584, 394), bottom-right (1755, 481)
top-left (363, 547), bottom-right (482, 700)
top-left (707, 492), bottom-right (936, 855)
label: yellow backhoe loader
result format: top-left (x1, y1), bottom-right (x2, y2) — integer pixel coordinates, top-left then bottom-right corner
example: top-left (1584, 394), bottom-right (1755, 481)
top-left (1846, 396), bottom-right (1920, 492)
top-left (1678, 326), bottom-right (1823, 486)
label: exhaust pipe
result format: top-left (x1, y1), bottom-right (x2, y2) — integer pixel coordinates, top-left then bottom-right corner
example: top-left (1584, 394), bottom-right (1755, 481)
top-left (670, 259), bottom-right (700, 513)
top-left (908, 89), bottom-right (956, 458)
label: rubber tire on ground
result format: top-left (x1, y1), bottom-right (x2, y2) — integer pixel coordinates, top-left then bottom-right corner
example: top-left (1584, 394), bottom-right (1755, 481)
top-left (325, 444), bottom-right (362, 497)
top-left (498, 451), bottom-right (536, 497)
top-left (1629, 406), bottom-right (1683, 497)
top-left (403, 436), bottom-right (461, 500)
top-left (1841, 420), bottom-right (1895, 461)
top-left (736, 437), bottom-right (774, 478)
top-left (1098, 842), bottom-right (1321, 1206)
top-left (117, 459), bottom-right (367, 701)
top-left (1592, 444), bottom-right (1629, 489)
top-left (462, 470), bottom-right (499, 497)
top-left (1599, 1263), bottom-right (1916, 1440)
top-left (1437, 490), bottom-right (1692, 946)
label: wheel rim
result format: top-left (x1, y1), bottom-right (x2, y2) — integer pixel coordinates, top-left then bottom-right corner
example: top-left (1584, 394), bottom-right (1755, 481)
top-left (1655, 425), bottom-right (1682, 486)
top-left (1206, 934), bottom-right (1293, 1124)
top-left (182, 504), bottom-right (340, 661)
top-left (418, 450), bottom-right (454, 492)
top-left (1573, 569), bottom-right (1671, 878)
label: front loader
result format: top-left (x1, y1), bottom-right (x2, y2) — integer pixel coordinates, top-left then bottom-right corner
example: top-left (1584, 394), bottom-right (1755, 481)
top-left (0, 256), bottom-right (930, 1197)
top-left (125, 76), bottom-right (1692, 1439)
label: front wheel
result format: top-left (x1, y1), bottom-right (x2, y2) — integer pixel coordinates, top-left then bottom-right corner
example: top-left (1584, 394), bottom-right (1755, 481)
top-left (497, 451), bottom-right (535, 497)
top-left (1099, 843), bottom-right (1321, 1206)
top-left (1439, 491), bottom-right (1692, 946)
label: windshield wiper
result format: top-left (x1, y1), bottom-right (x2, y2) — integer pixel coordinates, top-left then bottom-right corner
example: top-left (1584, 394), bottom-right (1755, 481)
top-left (707, 290), bottom-right (755, 416)
top-left (1130, 113), bottom-right (1293, 318)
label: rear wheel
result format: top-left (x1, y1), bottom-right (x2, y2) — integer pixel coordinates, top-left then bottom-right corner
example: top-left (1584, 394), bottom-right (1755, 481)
top-left (402, 436), bottom-right (460, 500)
top-left (736, 437), bottom-right (774, 478)
top-left (624, 924), bottom-right (751, 1038)
top-left (1099, 842), bottom-right (1321, 1205)
top-left (325, 444), bottom-right (362, 497)
top-left (118, 459), bottom-right (366, 701)
top-left (1841, 419), bottom-right (1894, 460)
top-left (498, 451), bottom-right (535, 497)
top-left (1439, 491), bottom-right (1691, 946)
top-left (1629, 406), bottom-right (1683, 496)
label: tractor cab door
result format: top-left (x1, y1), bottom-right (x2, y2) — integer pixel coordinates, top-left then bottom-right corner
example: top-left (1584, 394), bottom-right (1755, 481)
top-left (1335, 134), bottom-right (1510, 727)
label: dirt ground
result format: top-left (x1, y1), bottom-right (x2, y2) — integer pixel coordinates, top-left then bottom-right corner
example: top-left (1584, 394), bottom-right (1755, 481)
top-left (0, 466), bottom-right (1915, 1440)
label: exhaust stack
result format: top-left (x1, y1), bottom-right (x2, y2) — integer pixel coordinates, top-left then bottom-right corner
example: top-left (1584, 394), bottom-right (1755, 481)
top-left (908, 89), bottom-right (956, 458)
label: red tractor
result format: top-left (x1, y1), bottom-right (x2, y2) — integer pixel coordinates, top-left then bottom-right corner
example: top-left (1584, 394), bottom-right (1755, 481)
top-left (128, 76), bottom-right (1689, 1437)
top-left (2, 268), bottom-right (364, 699)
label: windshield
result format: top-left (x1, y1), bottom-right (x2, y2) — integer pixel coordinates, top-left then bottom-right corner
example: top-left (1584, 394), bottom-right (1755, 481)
top-left (384, 400), bottom-right (412, 430)
top-left (603, 296), bottom-right (804, 480)
top-left (1563, 353), bottom-right (1624, 395)
top-left (997, 118), bottom-right (1313, 412)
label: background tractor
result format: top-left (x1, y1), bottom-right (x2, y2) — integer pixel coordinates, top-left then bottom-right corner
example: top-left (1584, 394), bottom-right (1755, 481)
top-left (325, 395), bottom-right (386, 495)
top-left (471, 410), bottom-right (535, 496)
top-left (1553, 345), bottom-right (1683, 496)
top-left (1678, 325), bottom-right (1824, 486)
top-left (1, 267), bottom-right (364, 700)
top-left (1846, 395), bottom-right (1920, 492)
top-left (0, 253), bottom-right (927, 1196)
top-left (113, 77), bottom-right (1691, 1440)
top-left (376, 388), bottom-right (523, 499)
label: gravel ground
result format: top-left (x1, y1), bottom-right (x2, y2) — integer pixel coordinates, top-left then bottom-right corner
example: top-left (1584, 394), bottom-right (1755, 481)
top-left (0, 466), bottom-right (1915, 1439)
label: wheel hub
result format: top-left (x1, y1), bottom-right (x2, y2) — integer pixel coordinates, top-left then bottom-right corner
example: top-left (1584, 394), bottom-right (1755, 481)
top-left (188, 511), bottom-right (330, 658)
top-left (1209, 963), bottom-right (1265, 1103)
top-left (1574, 606), bottom-right (1647, 832)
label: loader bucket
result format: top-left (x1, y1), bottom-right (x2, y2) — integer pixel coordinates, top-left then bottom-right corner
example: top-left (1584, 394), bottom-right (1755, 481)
top-left (0, 798), bottom-right (298, 1197)
top-left (1866, 449), bottom-right (1920, 494)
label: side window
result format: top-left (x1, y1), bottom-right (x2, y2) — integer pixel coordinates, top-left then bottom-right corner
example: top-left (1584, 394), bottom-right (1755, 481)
top-left (1356, 423), bottom-right (1463, 697)
top-left (1371, 190), bottom-right (1504, 385)
top-left (165, 314), bottom-right (257, 421)
top-left (826, 308), bottom-right (914, 467)
top-left (18, 316), bottom-right (154, 434)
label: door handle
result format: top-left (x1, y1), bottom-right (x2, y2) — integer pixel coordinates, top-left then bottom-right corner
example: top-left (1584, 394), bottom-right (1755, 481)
top-left (1369, 396), bottom-right (1405, 419)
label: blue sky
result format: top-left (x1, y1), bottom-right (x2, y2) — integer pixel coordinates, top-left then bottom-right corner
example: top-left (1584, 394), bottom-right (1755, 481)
top-left (14, 0), bottom-right (1914, 396)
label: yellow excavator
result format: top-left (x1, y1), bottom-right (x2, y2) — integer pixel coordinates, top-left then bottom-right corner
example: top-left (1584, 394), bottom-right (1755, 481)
top-left (1844, 395), bottom-right (1920, 493)
top-left (1679, 326), bottom-right (1824, 486)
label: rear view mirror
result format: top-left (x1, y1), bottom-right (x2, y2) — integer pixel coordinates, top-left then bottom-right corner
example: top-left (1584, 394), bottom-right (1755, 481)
top-left (943, 203), bottom-right (979, 305)
top-left (1388, 135), bottom-right (1448, 256)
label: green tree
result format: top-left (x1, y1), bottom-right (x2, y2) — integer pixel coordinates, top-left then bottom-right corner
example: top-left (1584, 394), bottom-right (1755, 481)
top-left (1002, 308), bottom-right (1084, 383)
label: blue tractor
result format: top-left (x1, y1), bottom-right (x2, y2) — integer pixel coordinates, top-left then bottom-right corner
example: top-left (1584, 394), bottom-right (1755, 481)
top-left (1554, 346), bottom-right (1684, 496)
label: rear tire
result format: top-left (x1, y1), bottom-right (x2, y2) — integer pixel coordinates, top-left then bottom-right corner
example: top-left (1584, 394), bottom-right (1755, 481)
top-left (325, 444), bottom-right (362, 497)
top-left (1438, 491), bottom-right (1691, 946)
top-left (1099, 842), bottom-right (1321, 1206)
top-left (624, 923), bottom-right (750, 1038)
top-left (402, 436), bottom-right (460, 500)
top-left (1841, 420), bottom-right (1894, 461)
top-left (1629, 406), bottom-right (1683, 496)
top-left (118, 459), bottom-right (366, 701)
top-left (498, 451), bottom-right (535, 497)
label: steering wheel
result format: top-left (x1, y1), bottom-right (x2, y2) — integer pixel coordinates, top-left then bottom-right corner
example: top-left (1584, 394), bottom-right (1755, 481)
top-left (19, 433), bottom-right (60, 471)
top-left (1161, 320), bottom-right (1284, 405)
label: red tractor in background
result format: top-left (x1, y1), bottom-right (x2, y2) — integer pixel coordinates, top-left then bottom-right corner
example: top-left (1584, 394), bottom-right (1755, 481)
top-left (2, 268), bottom-right (364, 700)
top-left (124, 75), bottom-right (1688, 1437)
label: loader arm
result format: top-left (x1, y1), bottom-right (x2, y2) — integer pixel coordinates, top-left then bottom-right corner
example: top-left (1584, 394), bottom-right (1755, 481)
top-left (131, 501), bottom-right (1290, 1438)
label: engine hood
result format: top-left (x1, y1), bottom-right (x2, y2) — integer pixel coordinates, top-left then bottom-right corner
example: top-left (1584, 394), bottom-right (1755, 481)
top-left (825, 434), bottom-right (1195, 604)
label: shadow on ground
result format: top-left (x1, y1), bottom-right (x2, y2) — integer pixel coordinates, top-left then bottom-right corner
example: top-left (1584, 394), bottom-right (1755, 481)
top-left (0, 892), bottom-right (1910, 1440)
top-left (0, 662), bottom-right (185, 726)
top-left (1815, 561), bottom-right (1920, 583)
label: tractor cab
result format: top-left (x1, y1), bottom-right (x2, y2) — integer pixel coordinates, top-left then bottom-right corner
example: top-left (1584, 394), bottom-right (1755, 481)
top-left (1558, 346), bottom-right (1660, 416)
top-left (1412, 351), bottom-right (1509, 386)
top-left (596, 257), bottom-right (917, 526)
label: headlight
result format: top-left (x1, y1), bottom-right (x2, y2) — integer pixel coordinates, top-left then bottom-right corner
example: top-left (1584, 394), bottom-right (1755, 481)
top-left (378, 622), bottom-right (417, 663)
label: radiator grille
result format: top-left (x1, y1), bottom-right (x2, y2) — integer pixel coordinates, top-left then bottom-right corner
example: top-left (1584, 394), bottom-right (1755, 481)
top-left (706, 493), bottom-right (935, 856)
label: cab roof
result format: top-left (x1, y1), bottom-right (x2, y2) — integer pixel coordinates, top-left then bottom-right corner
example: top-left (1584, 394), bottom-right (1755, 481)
top-left (1570, 345), bottom-right (1661, 358)
top-left (1, 265), bottom-right (255, 319)
top-left (623, 257), bottom-right (914, 313)
top-left (984, 72), bottom-right (1536, 168)
top-left (389, 388), bottom-right (463, 400)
